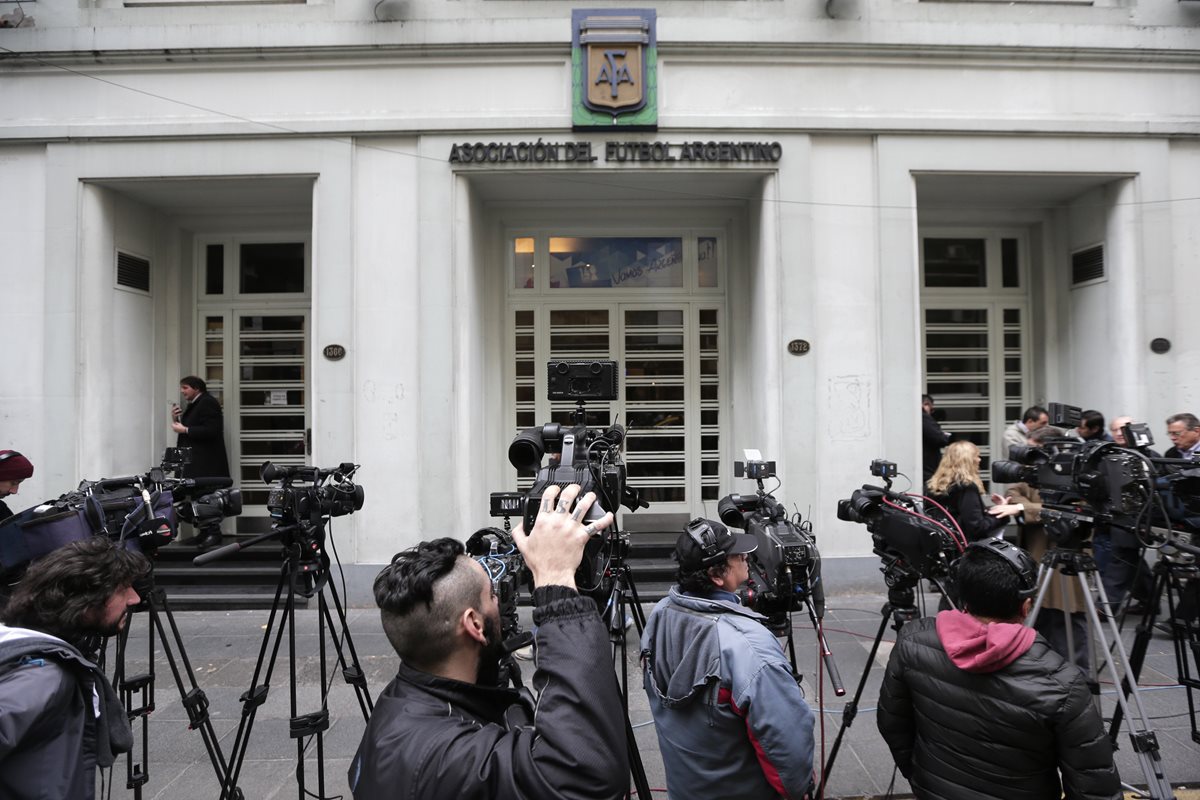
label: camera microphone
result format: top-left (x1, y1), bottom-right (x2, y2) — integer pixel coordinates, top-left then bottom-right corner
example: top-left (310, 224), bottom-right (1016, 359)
top-left (600, 424), bottom-right (626, 446)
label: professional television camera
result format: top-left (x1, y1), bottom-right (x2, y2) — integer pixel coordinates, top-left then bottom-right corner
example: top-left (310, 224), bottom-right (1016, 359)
top-left (467, 492), bottom-right (530, 642)
top-left (836, 459), bottom-right (964, 592)
top-left (717, 451), bottom-right (824, 629)
top-left (0, 454), bottom-right (243, 576)
top-left (507, 359), bottom-right (648, 593)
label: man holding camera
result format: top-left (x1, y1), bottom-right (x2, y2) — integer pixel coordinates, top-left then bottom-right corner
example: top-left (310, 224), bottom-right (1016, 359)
top-left (641, 518), bottom-right (815, 800)
top-left (0, 537), bottom-right (146, 800)
top-left (1002, 405), bottom-right (1050, 459)
top-left (877, 540), bottom-right (1120, 800)
top-left (349, 483), bottom-right (629, 800)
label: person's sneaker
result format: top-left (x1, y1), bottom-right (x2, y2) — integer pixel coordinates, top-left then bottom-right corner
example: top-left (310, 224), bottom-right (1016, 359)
top-left (513, 645), bottom-right (534, 661)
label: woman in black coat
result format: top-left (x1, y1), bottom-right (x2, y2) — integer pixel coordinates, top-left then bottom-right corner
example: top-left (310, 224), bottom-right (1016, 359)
top-left (927, 440), bottom-right (1018, 542)
top-left (171, 376), bottom-right (231, 480)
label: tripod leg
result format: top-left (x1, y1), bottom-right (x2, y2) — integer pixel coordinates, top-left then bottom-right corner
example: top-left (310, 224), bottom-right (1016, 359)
top-left (818, 605), bottom-right (893, 799)
top-left (221, 566), bottom-right (294, 800)
top-left (113, 604), bottom-right (150, 798)
top-left (145, 589), bottom-right (237, 793)
top-left (1108, 565), bottom-right (1167, 742)
top-left (319, 574), bottom-right (373, 719)
top-left (1081, 571), bottom-right (1176, 800)
top-left (607, 576), bottom-right (651, 800)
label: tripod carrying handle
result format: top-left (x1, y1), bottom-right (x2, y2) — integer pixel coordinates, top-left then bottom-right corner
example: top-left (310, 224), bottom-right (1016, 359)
top-left (192, 527), bottom-right (281, 566)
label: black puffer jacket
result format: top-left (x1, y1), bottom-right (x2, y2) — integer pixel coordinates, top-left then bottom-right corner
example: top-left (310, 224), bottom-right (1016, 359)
top-left (877, 615), bottom-right (1120, 800)
top-left (349, 587), bottom-right (628, 800)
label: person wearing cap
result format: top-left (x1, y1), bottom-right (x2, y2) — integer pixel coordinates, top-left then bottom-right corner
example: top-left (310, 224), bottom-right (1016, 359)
top-left (640, 518), bottom-right (815, 800)
top-left (0, 450), bottom-right (34, 524)
top-left (877, 540), bottom-right (1120, 800)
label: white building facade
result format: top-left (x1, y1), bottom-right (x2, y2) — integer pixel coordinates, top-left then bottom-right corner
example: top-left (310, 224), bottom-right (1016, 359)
top-left (2, 0), bottom-right (1198, 591)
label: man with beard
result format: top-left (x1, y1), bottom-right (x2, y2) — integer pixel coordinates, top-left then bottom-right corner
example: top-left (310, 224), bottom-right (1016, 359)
top-left (349, 483), bottom-right (629, 800)
top-left (0, 537), bottom-right (147, 800)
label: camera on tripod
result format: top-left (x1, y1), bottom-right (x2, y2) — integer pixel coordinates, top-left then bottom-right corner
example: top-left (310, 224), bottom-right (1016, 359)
top-left (0, 450), bottom-right (245, 576)
top-left (262, 461), bottom-right (365, 525)
top-left (717, 451), bottom-right (824, 629)
top-left (837, 460), bottom-right (961, 591)
top-left (991, 403), bottom-right (1153, 540)
top-left (507, 359), bottom-right (648, 591)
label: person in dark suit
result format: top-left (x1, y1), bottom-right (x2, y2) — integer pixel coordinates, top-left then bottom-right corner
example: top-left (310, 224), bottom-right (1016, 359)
top-left (921, 394), bottom-right (952, 484)
top-left (171, 376), bottom-right (231, 548)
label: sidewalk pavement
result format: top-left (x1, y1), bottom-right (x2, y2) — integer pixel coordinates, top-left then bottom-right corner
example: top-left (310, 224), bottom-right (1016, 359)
top-left (107, 589), bottom-right (1199, 799)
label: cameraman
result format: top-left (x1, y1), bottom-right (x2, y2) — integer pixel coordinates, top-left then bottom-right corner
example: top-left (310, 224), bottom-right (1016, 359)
top-left (641, 518), bottom-right (815, 800)
top-left (0, 537), bottom-right (146, 800)
top-left (0, 449), bottom-right (34, 524)
top-left (877, 540), bottom-right (1120, 800)
top-left (349, 484), bottom-right (629, 800)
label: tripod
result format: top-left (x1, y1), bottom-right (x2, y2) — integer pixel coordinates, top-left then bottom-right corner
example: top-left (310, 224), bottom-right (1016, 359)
top-left (210, 531), bottom-right (373, 800)
top-left (817, 577), bottom-right (920, 799)
top-left (1108, 550), bottom-right (1200, 748)
top-left (596, 531), bottom-right (652, 800)
top-left (109, 573), bottom-right (240, 799)
top-left (1028, 544), bottom-right (1176, 800)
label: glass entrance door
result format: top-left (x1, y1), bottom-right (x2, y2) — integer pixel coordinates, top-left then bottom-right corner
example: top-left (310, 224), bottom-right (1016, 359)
top-left (195, 236), bottom-right (311, 535)
top-left (920, 232), bottom-right (1031, 472)
top-left (233, 312), bottom-right (309, 534)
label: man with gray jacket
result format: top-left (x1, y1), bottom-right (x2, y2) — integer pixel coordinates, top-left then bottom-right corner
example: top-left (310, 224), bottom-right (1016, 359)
top-left (0, 536), bottom-right (147, 800)
top-left (641, 518), bottom-right (815, 800)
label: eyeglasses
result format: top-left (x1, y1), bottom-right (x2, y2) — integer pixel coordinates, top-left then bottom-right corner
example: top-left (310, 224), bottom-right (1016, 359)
top-left (0, 451), bottom-right (24, 463)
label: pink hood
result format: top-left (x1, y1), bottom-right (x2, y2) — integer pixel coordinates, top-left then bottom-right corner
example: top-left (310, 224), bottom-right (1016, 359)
top-left (935, 610), bottom-right (1036, 673)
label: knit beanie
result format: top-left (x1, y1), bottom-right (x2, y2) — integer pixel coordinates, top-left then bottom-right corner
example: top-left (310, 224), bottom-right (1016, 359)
top-left (0, 450), bottom-right (34, 481)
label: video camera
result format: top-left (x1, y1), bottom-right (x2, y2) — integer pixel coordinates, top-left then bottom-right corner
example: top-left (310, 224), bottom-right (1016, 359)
top-left (717, 451), bottom-right (824, 631)
top-left (991, 403), bottom-right (1200, 560)
top-left (466, 492), bottom-right (530, 642)
top-left (262, 461), bottom-right (364, 525)
top-left (507, 359), bottom-right (648, 592)
top-left (0, 449), bottom-right (244, 576)
top-left (837, 459), bottom-right (962, 591)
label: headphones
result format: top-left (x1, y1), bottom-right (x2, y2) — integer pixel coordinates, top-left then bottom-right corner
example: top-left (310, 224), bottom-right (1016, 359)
top-left (0, 451), bottom-right (24, 463)
top-left (953, 538), bottom-right (1040, 600)
top-left (685, 518), bottom-right (727, 569)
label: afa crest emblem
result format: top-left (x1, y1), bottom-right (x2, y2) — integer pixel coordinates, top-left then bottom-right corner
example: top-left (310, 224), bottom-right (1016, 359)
top-left (572, 9), bottom-right (657, 129)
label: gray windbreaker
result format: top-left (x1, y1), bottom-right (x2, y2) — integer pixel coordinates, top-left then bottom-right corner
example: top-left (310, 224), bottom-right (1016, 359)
top-left (641, 587), bottom-right (815, 800)
top-left (0, 625), bottom-right (132, 800)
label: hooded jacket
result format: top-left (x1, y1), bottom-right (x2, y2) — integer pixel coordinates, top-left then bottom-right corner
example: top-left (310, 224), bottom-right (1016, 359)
top-left (348, 587), bottom-right (628, 800)
top-left (877, 611), bottom-right (1120, 800)
top-left (0, 624), bottom-right (132, 800)
top-left (641, 587), bottom-right (815, 800)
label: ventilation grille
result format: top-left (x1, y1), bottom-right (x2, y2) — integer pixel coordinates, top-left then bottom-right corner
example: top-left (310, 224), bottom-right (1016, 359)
top-left (1071, 245), bottom-right (1104, 285)
top-left (116, 251), bottom-right (151, 293)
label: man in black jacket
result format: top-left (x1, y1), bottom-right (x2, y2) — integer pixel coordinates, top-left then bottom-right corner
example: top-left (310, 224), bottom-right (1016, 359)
top-left (0, 537), bottom-right (147, 800)
top-left (171, 376), bottom-right (231, 481)
top-left (171, 376), bottom-right (231, 548)
top-left (349, 483), bottom-right (629, 800)
top-left (877, 540), bottom-right (1120, 800)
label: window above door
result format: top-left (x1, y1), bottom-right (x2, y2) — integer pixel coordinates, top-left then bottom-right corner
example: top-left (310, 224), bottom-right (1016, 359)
top-left (510, 233), bottom-right (722, 294)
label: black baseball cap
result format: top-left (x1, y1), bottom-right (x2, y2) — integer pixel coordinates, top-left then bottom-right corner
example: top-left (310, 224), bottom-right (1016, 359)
top-left (674, 517), bottom-right (758, 572)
